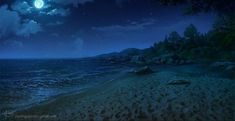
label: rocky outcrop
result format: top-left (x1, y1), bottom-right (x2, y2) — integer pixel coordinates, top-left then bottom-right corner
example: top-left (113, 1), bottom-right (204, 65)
top-left (104, 53), bottom-right (192, 65)
top-left (99, 48), bottom-right (143, 64)
top-left (99, 48), bottom-right (194, 65)
top-left (151, 54), bottom-right (190, 65)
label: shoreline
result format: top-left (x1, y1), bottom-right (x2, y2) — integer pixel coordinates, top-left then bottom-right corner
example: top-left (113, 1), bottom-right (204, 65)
top-left (0, 68), bottom-right (125, 116)
top-left (5, 64), bottom-right (235, 121)
top-left (1, 68), bottom-right (129, 119)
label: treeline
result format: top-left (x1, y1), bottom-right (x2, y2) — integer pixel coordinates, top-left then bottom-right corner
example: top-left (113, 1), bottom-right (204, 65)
top-left (145, 0), bottom-right (235, 62)
top-left (148, 18), bottom-right (235, 61)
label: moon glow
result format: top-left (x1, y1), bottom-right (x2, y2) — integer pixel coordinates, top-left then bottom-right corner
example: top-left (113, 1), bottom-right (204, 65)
top-left (34, 0), bottom-right (44, 9)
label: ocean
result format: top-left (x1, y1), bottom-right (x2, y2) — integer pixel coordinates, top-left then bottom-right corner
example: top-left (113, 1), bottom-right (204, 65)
top-left (0, 58), bottom-right (130, 113)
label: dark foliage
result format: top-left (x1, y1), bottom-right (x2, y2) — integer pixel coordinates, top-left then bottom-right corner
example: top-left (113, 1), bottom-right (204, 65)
top-left (149, 0), bottom-right (235, 62)
top-left (151, 22), bottom-right (235, 61)
top-left (158, 0), bottom-right (235, 15)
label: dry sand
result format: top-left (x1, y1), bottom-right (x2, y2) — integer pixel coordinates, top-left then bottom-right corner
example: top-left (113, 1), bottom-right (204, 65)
top-left (6, 65), bottom-right (235, 121)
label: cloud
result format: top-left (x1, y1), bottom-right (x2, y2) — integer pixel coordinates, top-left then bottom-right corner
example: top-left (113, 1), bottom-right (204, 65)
top-left (93, 19), bottom-right (156, 32)
top-left (11, 1), bottom-right (33, 15)
top-left (17, 20), bottom-right (42, 37)
top-left (0, 5), bottom-right (42, 38)
top-left (47, 8), bottom-right (70, 16)
top-left (11, 0), bottom-right (69, 17)
top-left (50, 0), bottom-right (94, 7)
top-left (0, 5), bottom-right (21, 38)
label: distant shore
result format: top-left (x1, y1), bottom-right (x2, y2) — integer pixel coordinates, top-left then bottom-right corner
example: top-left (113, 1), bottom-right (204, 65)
top-left (5, 64), bottom-right (234, 121)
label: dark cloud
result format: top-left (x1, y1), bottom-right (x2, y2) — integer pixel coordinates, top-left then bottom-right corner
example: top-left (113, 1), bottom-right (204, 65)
top-left (0, 5), bottom-right (42, 39)
top-left (0, 5), bottom-right (20, 38)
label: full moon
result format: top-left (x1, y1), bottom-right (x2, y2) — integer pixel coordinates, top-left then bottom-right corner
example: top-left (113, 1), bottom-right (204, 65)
top-left (34, 0), bottom-right (44, 9)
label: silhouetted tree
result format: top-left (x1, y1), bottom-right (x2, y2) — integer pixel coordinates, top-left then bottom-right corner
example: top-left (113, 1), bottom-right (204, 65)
top-left (213, 14), bottom-right (235, 33)
top-left (168, 31), bottom-right (182, 43)
top-left (182, 24), bottom-right (204, 51)
top-left (151, 0), bottom-right (235, 61)
top-left (167, 31), bottom-right (184, 52)
top-left (184, 24), bottom-right (199, 40)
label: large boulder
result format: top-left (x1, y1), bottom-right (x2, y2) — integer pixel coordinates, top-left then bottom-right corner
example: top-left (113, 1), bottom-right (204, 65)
top-left (133, 66), bottom-right (154, 75)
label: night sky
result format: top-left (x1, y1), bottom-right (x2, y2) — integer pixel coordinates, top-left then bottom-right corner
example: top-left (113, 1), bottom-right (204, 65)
top-left (0, 0), bottom-right (215, 58)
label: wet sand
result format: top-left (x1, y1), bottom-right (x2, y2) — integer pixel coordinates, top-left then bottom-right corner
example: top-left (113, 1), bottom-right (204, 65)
top-left (6, 65), bottom-right (235, 121)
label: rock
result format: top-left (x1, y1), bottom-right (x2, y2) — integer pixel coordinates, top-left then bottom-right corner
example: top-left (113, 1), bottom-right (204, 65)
top-left (131, 55), bottom-right (146, 64)
top-left (225, 65), bottom-right (235, 71)
top-left (210, 61), bottom-right (234, 68)
top-left (134, 66), bottom-right (154, 75)
top-left (152, 57), bottom-right (161, 64)
top-left (211, 61), bottom-right (235, 72)
top-left (152, 54), bottom-right (189, 65)
top-left (167, 80), bottom-right (191, 85)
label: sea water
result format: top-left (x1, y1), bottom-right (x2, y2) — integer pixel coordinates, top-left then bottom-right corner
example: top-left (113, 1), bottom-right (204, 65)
top-left (0, 58), bottom-right (129, 113)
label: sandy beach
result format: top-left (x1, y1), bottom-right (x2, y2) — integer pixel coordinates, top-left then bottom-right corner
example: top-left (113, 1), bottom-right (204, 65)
top-left (5, 64), bottom-right (235, 121)
top-left (1, 0), bottom-right (234, 121)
